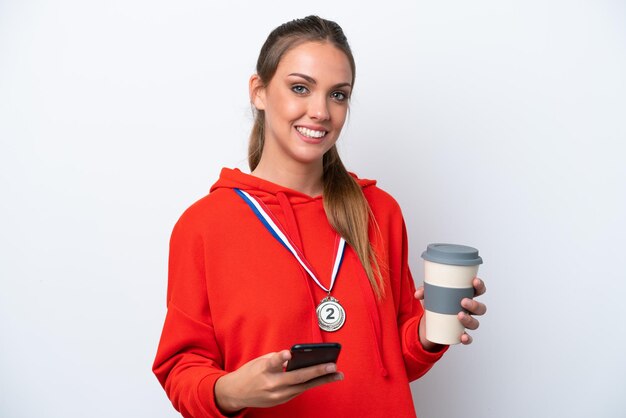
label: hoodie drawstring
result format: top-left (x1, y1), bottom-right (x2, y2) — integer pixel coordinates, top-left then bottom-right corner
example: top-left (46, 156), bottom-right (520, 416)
top-left (276, 192), bottom-right (303, 249)
top-left (356, 256), bottom-right (388, 377)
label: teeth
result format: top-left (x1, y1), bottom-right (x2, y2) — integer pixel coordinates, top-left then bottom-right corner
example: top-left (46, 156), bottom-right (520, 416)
top-left (296, 127), bottom-right (326, 138)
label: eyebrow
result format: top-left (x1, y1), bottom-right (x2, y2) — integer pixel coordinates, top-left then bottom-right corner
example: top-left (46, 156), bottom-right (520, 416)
top-left (288, 73), bottom-right (352, 89)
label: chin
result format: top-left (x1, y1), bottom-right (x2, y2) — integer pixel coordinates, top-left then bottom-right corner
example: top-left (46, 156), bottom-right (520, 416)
top-left (289, 144), bottom-right (335, 165)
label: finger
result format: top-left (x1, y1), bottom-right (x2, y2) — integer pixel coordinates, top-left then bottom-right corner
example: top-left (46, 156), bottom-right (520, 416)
top-left (283, 362), bottom-right (338, 386)
top-left (301, 371), bottom-right (343, 390)
top-left (267, 350), bottom-right (291, 372)
top-left (284, 372), bottom-right (344, 399)
top-left (460, 332), bottom-right (473, 345)
top-left (458, 311), bottom-right (480, 330)
top-left (473, 277), bottom-right (486, 297)
top-left (461, 298), bottom-right (487, 316)
top-left (414, 286), bottom-right (424, 300)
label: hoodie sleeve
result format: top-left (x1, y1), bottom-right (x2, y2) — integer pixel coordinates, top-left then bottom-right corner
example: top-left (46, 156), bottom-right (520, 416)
top-left (395, 218), bottom-right (448, 381)
top-left (152, 212), bottom-right (243, 418)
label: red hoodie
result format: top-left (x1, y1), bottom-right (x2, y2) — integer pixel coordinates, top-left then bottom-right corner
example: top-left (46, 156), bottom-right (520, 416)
top-left (153, 168), bottom-right (447, 418)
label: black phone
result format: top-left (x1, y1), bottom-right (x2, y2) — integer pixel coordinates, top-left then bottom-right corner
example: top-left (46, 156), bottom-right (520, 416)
top-left (285, 343), bottom-right (341, 372)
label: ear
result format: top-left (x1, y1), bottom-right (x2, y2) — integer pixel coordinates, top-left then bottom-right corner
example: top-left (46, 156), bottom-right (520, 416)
top-left (249, 74), bottom-right (266, 110)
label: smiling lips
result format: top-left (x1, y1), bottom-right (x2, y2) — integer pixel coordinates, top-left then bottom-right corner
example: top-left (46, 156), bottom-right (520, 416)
top-left (296, 126), bottom-right (327, 139)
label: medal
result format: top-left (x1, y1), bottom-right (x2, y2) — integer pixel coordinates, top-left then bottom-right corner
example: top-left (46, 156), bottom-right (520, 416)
top-left (235, 188), bottom-right (347, 331)
top-left (316, 295), bottom-right (346, 332)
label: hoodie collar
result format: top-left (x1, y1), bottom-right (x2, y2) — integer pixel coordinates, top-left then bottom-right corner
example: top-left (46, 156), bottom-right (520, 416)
top-left (210, 168), bottom-right (376, 204)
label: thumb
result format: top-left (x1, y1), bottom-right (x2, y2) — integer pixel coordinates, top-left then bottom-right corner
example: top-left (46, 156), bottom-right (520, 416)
top-left (414, 286), bottom-right (424, 300)
top-left (266, 350), bottom-right (291, 372)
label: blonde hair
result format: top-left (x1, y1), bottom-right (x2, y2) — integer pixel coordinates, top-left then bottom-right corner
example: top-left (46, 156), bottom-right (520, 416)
top-left (249, 16), bottom-right (384, 298)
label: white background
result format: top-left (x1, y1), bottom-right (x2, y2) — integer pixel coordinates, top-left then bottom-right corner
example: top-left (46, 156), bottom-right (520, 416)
top-left (1, 1), bottom-right (625, 417)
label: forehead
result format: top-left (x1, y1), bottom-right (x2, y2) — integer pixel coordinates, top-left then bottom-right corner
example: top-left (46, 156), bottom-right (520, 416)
top-left (275, 41), bottom-right (353, 84)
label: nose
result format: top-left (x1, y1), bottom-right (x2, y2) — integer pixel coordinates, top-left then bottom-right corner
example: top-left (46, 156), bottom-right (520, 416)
top-left (308, 94), bottom-right (330, 121)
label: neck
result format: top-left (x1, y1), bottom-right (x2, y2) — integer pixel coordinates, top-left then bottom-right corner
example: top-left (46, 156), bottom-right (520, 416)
top-left (251, 158), bottom-right (324, 197)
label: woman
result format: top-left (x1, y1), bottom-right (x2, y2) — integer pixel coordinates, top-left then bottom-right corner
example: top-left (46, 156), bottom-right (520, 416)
top-left (153, 15), bottom-right (487, 418)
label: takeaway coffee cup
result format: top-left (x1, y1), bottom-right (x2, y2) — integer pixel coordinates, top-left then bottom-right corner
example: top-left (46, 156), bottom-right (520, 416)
top-left (421, 243), bottom-right (483, 345)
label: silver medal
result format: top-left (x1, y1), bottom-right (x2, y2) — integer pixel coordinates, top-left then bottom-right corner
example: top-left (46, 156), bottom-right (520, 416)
top-left (316, 296), bottom-right (346, 332)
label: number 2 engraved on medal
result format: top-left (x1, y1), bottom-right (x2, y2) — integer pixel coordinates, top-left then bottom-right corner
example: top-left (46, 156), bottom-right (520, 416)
top-left (325, 307), bottom-right (336, 320)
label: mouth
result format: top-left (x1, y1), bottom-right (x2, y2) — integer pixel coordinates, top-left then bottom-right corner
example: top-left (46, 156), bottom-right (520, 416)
top-left (295, 126), bottom-right (327, 139)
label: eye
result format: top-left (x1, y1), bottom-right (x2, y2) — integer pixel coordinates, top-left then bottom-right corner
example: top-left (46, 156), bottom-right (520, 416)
top-left (291, 85), bottom-right (309, 95)
top-left (331, 91), bottom-right (348, 102)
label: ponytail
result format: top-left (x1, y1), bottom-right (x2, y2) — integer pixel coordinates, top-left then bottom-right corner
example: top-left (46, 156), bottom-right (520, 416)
top-left (323, 146), bottom-right (384, 299)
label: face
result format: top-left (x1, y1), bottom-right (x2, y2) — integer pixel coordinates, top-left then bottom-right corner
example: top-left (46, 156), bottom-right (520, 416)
top-left (250, 41), bottom-right (353, 169)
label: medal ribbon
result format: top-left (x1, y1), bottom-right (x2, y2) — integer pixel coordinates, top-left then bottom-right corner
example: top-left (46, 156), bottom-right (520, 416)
top-left (235, 188), bottom-right (345, 294)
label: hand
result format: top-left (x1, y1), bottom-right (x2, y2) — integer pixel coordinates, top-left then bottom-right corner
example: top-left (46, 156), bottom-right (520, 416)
top-left (414, 277), bottom-right (488, 347)
top-left (214, 350), bottom-right (343, 414)
top-left (458, 277), bottom-right (487, 344)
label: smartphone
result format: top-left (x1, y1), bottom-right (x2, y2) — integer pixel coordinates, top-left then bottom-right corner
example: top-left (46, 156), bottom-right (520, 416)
top-left (285, 343), bottom-right (341, 372)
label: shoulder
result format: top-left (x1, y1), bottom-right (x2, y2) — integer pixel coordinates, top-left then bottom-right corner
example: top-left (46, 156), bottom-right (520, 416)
top-left (366, 187), bottom-right (405, 232)
top-left (364, 185), bottom-right (401, 213)
top-left (172, 188), bottom-right (242, 238)
top-left (351, 172), bottom-right (403, 219)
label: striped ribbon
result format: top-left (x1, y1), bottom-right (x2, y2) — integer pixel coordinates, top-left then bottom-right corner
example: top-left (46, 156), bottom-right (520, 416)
top-left (234, 188), bottom-right (346, 294)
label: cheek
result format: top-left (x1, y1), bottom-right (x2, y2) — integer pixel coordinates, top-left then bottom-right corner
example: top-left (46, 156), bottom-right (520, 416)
top-left (331, 106), bottom-right (348, 128)
top-left (282, 99), bottom-right (306, 120)
top-left (266, 91), bottom-right (302, 122)
top-left (268, 96), bottom-right (303, 123)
